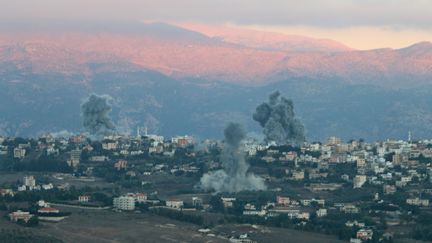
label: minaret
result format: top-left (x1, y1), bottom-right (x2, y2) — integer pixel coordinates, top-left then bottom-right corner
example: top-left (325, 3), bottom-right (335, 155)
top-left (408, 131), bottom-right (412, 143)
top-left (136, 127), bottom-right (140, 138)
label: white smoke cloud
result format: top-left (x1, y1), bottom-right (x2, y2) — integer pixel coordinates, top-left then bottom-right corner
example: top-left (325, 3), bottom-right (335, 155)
top-left (200, 122), bottom-right (266, 193)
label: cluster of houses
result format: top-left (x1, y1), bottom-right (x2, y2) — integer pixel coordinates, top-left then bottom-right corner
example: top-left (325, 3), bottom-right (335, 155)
top-left (3, 133), bottom-right (432, 241)
top-left (256, 137), bottom-right (432, 206)
top-left (8, 200), bottom-right (67, 225)
top-left (0, 175), bottom-right (55, 197)
top-left (0, 133), bottom-right (196, 169)
top-left (112, 192), bottom-right (191, 211)
top-left (17, 175), bottom-right (54, 191)
top-left (219, 195), bottom-right (377, 242)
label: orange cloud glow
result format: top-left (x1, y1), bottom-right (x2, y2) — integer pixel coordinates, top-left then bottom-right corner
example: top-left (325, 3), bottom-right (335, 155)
top-left (237, 24), bottom-right (432, 50)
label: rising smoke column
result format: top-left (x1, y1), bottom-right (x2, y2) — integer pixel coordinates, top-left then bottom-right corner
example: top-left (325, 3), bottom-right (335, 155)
top-left (81, 94), bottom-right (116, 136)
top-left (253, 91), bottom-right (305, 146)
top-left (200, 122), bottom-right (266, 193)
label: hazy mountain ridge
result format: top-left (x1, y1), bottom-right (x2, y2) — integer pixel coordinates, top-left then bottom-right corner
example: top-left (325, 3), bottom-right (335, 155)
top-left (173, 22), bottom-right (352, 53)
top-left (1, 22), bottom-right (432, 86)
top-left (1, 21), bottom-right (432, 140)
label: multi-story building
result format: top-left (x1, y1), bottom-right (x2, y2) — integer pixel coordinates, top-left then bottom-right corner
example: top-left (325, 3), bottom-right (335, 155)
top-left (276, 196), bottom-right (290, 206)
top-left (14, 148), bottom-right (26, 159)
top-left (192, 197), bottom-right (203, 207)
top-left (114, 160), bottom-right (128, 170)
top-left (113, 196), bottom-right (135, 211)
top-left (292, 171), bottom-right (305, 180)
top-left (68, 149), bottom-right (81, 167)
top-left (356, 158), bottom-right (366, 168)
top-left (79, 195), bottom-right (90, 203)
top-left (341, 204), bottom-right (360, 214)
top-left (353, 175), bottom-right (367, 188)
top-left (172, 135), bottom-right (195, 147)
top-left (136, 193), bottom-right (147, 202)
top-left (102, 142), bottom-right (118, 150)
top-left (327, 136), bottom-right (341, 145)
top-left (316, 208), bottom-right (328, 217)
top-left (24, 176), bottom-right (36, 188)
top-left (221, 197), bottom-right (236, 208)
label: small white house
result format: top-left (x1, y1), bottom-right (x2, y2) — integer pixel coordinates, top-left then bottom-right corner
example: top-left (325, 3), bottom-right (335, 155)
top-left (166, 199), bottom-right (184, 209)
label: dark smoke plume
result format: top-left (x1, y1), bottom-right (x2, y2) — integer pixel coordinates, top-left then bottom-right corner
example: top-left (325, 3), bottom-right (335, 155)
top-left (253, 91), bottom-right (305, 146)
top-left (200, 122), bottom-right (266, 193)
top-left (81, 94), bottom-right (116, 136)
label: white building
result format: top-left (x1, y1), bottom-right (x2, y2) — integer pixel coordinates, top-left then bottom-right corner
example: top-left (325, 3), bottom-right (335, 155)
top-left (296, 212), bottom-right (310, 220)
top-left (243, 210), bottom-right (266, 216)
top-left (276, 196), bottom-right (290, 206)
top-left (292, 171), bottom-right (305, 180)
top-left (14, 148), bottom-right (26, 159)
top-left (353, 175), bottom-right (367, 188)
top-left (356, 158), bottom-right (366, 168)
top-left (68, 149), bottom-right (81, 167)
top-left (90, 156), bottom-right (109, 162)
top-left (316, 208), bottom-right (327, 217)
top-left (221, 197), bottom-right (236, 208)
top-left (134, 193), bottom-right (147, 203)
top-left (166, 199), bottom-right (184, 209)
top-left (357, 229), bottom-right (373, 241)
top-left (79, 195), bottom-right (90, 203)
top-left (42, 183), bottom-right (54, 190)
top-left (46, 146), bottom-right (59, 156)
top-left (147, 135), bottom-right (164, 143)
top-left (126, 193), bottom-right (147, 203)
top-left (37, 200), bottom-right (50, 208)
top-left (102, 142), bottom-right (118, 150)
top-left (24, 176), bottom-right (36, 188)
top-left (113, 196), bottom-right (135, 211)
top-left (192, 197), bottom-right (203, 207)
top-left (9, 210), bottom-right (34, 223)
top-left (406, 198), bottom-right (429, 207)
top-left (0, 189), bottom-right (14, 197)
top-left (341, 204), bottom-right (360, 214)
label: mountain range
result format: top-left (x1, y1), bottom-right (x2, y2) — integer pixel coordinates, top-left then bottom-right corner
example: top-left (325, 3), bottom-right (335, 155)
top-left (0, 21), bottom-right (432, 141)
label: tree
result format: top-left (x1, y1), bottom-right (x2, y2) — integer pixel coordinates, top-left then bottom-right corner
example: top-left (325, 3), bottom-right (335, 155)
top-left (209, 195), bottom-right (224, 212)
top-left (26, 216), bottom-right (39, 227)
top-left (384, 152), bottom-right (395, 162)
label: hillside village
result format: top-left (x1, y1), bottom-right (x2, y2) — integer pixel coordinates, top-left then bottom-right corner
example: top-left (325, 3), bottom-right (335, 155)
top-left (1, 133), bottom-right (432, 242)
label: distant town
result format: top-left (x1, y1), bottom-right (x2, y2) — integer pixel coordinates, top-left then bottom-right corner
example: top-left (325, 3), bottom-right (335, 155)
top-left (1, 131), bottom-right (432, 242)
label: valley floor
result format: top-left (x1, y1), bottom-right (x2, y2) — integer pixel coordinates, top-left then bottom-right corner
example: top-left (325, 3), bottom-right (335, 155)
top-left (0, 207), bottom-right (347, 243)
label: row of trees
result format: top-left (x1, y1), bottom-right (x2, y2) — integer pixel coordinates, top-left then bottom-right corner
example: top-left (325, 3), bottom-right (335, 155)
top-left (0, 229), bottom-right (63, 243)
top-left (150, 208), bottom-right (204, 226)
top-left (1, 187), bottom-right (112, 206)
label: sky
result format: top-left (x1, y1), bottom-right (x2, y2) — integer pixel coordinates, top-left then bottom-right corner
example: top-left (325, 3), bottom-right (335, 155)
top-left (2, 0), bottom-right (432, 49)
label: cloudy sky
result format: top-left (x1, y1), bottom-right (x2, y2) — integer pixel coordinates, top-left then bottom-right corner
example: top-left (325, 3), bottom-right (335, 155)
top-left (2, 0), bottom-right (432, 49)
